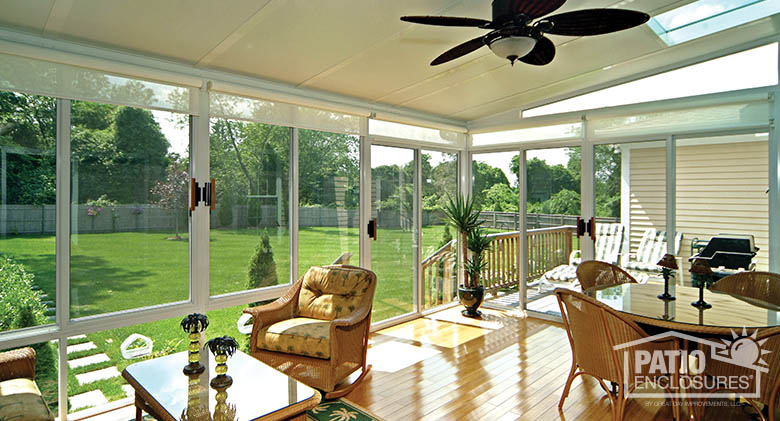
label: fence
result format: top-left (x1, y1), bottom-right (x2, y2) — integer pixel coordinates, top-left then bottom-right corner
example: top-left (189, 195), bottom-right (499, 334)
top-left (477, 212), bottom-right (618, 231)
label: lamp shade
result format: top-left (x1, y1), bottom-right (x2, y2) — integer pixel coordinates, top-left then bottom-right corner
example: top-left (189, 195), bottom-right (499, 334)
top-left (488, 36), bottom-right (536, 64)
top-left (656, 254), bottom-right (678, 270)
top-left (689, 259), bottom-right (712, 275)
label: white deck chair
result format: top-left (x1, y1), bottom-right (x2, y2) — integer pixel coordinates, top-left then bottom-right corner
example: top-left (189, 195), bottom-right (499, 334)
top-left (622, 230), bottom-right (683, 283)
top-left (543, 223), bottom-right (625, 284)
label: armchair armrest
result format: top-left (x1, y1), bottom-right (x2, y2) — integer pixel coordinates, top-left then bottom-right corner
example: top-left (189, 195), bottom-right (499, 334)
top-left (0, 347), bottom-right (36, 381)
top-left (243, 279), bottom-right (303, 352)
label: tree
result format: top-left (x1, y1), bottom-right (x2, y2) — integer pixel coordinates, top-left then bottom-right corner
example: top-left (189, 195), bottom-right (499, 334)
top-left (472, 161), bottom-right (510, 210)
top-left (567, 145), bottom-right (621, 217)
top-left (247, 230), bottom-right (278, 289)
top-left (113, 107), bottom-right (170, 203)
top-left (151, 154), bottom-right (189, 239)
top-left (482, 184), bottom-right (519, 212)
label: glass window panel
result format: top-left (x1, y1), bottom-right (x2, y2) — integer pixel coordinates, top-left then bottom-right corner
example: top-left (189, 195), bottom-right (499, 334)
top-left (0, 91), bottom-right (57, 332)
top-left (298, 129), bottom-right (360, 274)
top-left (371, 145), bottom-right (416, 322)
top-left (470, 151), bottom-right (523, 308)
top-left (602, 141), bottom-right (667, 281)
top-left (676, 133), bottom-right (768, 279)
top-left (524, 43), bottom-right (777, 118)
top-left (66, 314), bottom-right (193, 417)
top-left (421, 151), bottom-right (458, 311)
top-left (70, 103), bottom-right (190, 318)
top-left (209, 118), bottom-right (291, 296)
top-left (519, 147), bottom-right (581, 315)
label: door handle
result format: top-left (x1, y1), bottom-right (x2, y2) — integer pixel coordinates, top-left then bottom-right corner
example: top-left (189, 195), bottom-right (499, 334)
top-left (367, 218), bottom-right (377, 241)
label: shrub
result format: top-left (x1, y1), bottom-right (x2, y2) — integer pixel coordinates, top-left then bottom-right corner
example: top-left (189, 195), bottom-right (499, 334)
top-left (13, 305), bottom-right (57, 411)
top-left (438, 224), bottom-right (453, 249)
top-left (0, 257), bottom-right (48, 331)
top-left (247, 230), bottom-right (277, 289)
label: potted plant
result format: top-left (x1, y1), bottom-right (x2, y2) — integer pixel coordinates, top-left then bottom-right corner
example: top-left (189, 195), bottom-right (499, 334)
top-left (441, 194), bottom-right (490, 317)
top-left (461, 227), bottom-right (492, 317)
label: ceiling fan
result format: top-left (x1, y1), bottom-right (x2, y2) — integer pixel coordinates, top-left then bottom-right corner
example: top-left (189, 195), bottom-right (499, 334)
top-left (400, 0), bottom-right (650, 66)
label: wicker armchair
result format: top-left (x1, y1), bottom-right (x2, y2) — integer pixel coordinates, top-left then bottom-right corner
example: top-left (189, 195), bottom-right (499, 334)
top-left (244, 265), bottom-right (377, 398)
top-left (555, 289), bottom-right (680, 420)
top-left (0, 347), bottom-right (55, 420)
top-left (697, 326), bottom-right (780, 421)
top-left (576, 260), bottom-right (638, 292)
top-left (711, 271), bottom-right (780, 306)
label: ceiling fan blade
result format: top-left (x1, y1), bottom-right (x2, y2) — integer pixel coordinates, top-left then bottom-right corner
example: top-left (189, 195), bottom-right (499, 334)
top-left (543, 9), bottom-right (650, 36)
top-left (431, 36), bottom-right (486, 66)
top-left (493, 0), bottom-right (566, 22)
top-left (400, 16), bottom-right (492, 27)
top-left (519, 36), bottom-right (555, 66)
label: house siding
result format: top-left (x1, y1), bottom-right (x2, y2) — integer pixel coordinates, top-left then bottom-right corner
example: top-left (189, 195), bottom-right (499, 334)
top-left (628, 140), bottom-right (769, 272)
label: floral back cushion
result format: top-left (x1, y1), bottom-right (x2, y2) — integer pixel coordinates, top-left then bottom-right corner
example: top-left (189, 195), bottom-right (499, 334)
top-left (297, 266), bottom-right (372, 321)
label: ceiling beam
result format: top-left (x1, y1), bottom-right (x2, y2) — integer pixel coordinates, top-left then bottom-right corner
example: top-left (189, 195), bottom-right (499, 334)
top-left (43, 0), bottom-right (75, 35)
top-left (195, 0), bottom-right (279, 67)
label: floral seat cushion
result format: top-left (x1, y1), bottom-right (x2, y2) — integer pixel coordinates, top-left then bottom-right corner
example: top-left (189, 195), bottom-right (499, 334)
top-left (257, 317), bottom-right (331, 359)
top-left (0, 378), bottom-right (54, 420)
top-left (297, 266), bottom-right (372, 321)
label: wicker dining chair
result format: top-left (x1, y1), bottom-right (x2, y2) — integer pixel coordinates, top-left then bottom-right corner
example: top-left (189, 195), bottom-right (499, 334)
top-left (576, 260), bottom-right (638, 292)
top-left (697, 326), bottom-right (780, 421)
top-left (555, 289), bottom-right (680, 420)
top-left (243, 264), bottom-right (377, 398)
top-left (710, 271), bottom-right (780, 306)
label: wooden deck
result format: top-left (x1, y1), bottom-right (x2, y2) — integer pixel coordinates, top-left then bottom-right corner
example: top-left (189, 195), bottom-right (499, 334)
top-left (345, 306), bottom-right (763, 420)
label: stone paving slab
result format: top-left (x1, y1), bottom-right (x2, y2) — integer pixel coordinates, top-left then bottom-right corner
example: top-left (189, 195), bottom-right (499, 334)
top-left (122, 384), bottom-right (135, 399)
top-left (67, 341), bottom-right (97, 354)
top-left (68, 353), bottom-right (110, 369)
top-left (69, 389), bottom-right (108, 410)
top-left (75, 366), bottom-right (121, 385)
top-left (71, 334), bottom-right (87, 340)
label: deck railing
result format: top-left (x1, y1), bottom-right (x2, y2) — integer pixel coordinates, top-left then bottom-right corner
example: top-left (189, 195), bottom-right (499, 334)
top-left (421, 225), bottom-right (577, 306)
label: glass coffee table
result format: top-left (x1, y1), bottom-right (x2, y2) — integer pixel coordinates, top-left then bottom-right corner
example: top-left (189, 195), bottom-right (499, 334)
top-left (122, 350), bottom-right (320, 420)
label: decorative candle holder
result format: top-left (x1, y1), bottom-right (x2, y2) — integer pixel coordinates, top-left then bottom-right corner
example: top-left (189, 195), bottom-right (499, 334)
top-left (205, 336), bottom-right (239, 389)
top-left (656, 254), bottom-right (678, 301)
top-left (181, 313), bottom-right (209, 375)
top-left (689, 259), bottom-right (713, 309)
top-left (212, 385), bottom-right (237, 421)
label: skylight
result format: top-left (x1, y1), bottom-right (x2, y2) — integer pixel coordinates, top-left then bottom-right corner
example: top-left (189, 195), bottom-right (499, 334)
top-left (648, 0), bottom-right (780, 46)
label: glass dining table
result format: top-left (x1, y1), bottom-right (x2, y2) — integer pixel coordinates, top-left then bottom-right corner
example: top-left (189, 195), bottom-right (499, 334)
top-left (584, 282), bottom-right (780, 335)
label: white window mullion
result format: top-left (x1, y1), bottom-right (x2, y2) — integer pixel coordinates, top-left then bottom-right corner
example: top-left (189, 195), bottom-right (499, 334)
top-left (191, 84), bottom-right (210, 311)
top-left (581, 118), bottom-right (595, 261)
top-left (359, 131), bottom-right (371, 269)
top-left (290, 128), bottom-right (299, 281)
top-left (665, 136), bottom-right (678, 283)
top-left (770, 89), bottom-right (779, 273)
top-left (55, 98), bottom-right (71, 421)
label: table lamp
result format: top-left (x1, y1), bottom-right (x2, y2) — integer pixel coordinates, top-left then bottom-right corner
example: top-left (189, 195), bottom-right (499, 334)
top-left (656, 253), bottom-right (677, 301)
top-left (690, 258), bottom-right (713, 309)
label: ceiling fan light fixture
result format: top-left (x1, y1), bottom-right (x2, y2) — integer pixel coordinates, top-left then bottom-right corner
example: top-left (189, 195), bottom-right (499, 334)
top-left (488, 36), bottom-right (536, 65)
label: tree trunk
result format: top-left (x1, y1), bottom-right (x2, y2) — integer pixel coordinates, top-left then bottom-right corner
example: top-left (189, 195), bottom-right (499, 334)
top-left (461, 231), bottom-right (469, 288)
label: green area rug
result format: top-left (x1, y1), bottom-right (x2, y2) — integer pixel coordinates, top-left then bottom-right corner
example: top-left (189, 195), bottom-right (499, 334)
top-left (307, 398), bottom-right (384, 421)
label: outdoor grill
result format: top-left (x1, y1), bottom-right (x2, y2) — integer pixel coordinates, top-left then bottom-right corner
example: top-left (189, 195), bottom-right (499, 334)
top-left (689, 234), bottom-right (759, 280)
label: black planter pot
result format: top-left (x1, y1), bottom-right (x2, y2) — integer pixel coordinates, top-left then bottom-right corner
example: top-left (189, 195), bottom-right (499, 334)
top-left (459, 285), bottom-right (485, 318)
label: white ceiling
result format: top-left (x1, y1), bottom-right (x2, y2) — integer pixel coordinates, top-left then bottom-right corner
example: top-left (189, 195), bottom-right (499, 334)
top-left (0, 0), bottom-right (778, 125)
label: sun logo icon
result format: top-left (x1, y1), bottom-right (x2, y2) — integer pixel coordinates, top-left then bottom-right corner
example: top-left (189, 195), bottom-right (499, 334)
top-left (716, 327), bottom-right (772, 368)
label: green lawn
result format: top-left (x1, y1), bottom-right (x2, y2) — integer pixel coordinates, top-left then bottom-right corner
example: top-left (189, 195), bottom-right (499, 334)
top-left (1, 225), bottom-right (458, 412)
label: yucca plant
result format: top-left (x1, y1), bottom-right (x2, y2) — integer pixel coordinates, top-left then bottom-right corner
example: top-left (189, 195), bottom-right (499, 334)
top-left (441, 194), bottom-right (482, 287)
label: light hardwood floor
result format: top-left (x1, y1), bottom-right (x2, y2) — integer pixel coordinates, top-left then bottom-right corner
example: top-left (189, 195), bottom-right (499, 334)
top-left (346, 306), bottom-right (761, 421)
